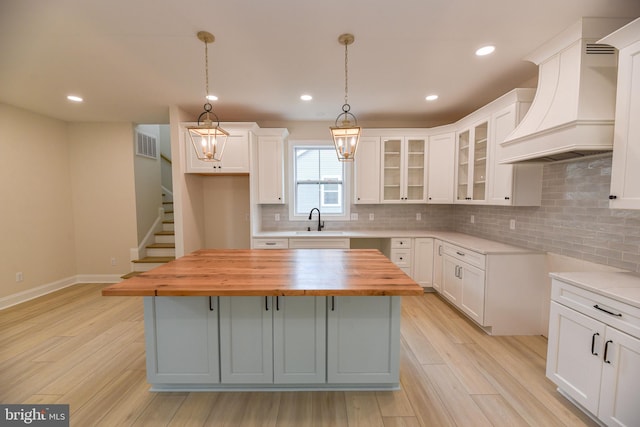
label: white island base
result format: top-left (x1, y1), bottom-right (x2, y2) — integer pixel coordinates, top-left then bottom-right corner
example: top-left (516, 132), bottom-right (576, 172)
top-left (143, 295), bottom-right (402, 391)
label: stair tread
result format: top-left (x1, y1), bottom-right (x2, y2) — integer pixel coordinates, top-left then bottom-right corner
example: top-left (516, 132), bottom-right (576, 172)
top-left (155, 230), bottom-right (175, 236)
top-left (121, 271), bottom-right (144, 279)
top-left (162, 220), bottom-right (174, 224)
top-left (147, 243), bottom-right (175, 249)
top-left (133, 256), bottom-right (175, 263)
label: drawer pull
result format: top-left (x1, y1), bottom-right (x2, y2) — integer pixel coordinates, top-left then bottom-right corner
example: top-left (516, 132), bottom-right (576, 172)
top-left (265, 296), bottom-right (270, 311)
top-left (265, 242), bottom-right (277, 246)
top-left (604, 340), bottom-right (613, 364)
top-left (591, 332), bottom-right (599, 356)
top-left (209, 296), bottom-right (215, 311)
top-left (331, 296), bottom-right (335, 311)
top-left (456, 251), bottom-right (465, 256)
top-left (276, 296), bottom-right (280, 311)
top-left (594, 305), bottom-right (622, 317)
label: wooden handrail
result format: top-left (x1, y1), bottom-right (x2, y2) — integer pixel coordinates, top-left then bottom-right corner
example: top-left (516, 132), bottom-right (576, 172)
top-left (160, 153), bottom-right (172, 164)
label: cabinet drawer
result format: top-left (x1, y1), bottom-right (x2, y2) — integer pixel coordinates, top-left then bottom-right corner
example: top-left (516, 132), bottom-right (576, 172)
top-left (390, 249), bottom-right (412, 268)
top-left (441, 243), bottom-right (485, 270)
top-left (391, 238), bottom-right (412, 249)
top-left (552, 279), bottom-right (640, 339)
top-left (253, 238), bottom-right (289, 249)
top-left (288, 238), bottom-right (350, 249)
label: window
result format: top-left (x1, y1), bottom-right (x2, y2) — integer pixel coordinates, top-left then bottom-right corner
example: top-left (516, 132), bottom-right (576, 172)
top-left (291, 144), bottom-right (349, 220)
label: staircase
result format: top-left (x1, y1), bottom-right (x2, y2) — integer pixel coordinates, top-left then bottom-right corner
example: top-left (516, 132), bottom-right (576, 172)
top-left (121, 198), bottom-right (175, 279)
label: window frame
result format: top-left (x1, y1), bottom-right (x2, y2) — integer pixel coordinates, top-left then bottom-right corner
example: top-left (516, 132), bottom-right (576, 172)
top-left (288, 140), bottom-right (351, 222)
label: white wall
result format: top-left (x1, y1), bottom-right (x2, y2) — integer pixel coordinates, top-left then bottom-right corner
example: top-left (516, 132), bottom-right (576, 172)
top-left (0, 104), bottom-right (77, 300)
top-left (134, 124), bottom-right (162, 243)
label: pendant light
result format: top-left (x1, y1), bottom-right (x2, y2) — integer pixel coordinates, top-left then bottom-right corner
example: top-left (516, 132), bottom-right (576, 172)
top-left (330, 33), bottom-right (361, 162)
top-left (187, 31), bottom-right (229, 162)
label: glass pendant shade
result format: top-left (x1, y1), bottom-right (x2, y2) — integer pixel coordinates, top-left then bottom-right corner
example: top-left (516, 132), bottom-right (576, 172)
top-left (331, 118), bottom-right (361, 161)
top-left (187, 116), bottom-right (229, 162)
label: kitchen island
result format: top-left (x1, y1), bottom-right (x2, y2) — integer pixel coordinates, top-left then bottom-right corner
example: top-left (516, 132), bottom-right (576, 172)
top-left (102, 249), bottom-right (423, 391)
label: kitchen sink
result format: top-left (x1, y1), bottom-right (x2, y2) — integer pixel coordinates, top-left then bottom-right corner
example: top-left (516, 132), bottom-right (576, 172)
top-left (294, 231), bottom-right (344, 235)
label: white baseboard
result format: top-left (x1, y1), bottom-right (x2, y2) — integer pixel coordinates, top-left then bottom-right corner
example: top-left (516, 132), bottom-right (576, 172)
top-left (0, 274), bottom-right (122, 311)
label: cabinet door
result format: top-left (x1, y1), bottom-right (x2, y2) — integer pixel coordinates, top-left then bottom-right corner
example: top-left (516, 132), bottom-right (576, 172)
top-left (381, 138), bottom-right (403, 202)
top-left (273, 296), bottom-right (326, 384)
top-left (455, 130), bottom-right (471, 201)
top-left (432, 240), bottom-right (444, 293)
top-left (471, 121), bottom-right (488, 202)
top-left (459, 261), bottom-right (486, 325)
top-left (219, 296), bottom-right (273, 383)
top-left (546, 302), bottom-right (605, 415)
top-left (488, 105), bottom-right (516, 205)
top-left (610, 39), bottom-right (640, 209)
top-left (327, 296), bottom-right (401, 384)
top-left (413, 238), bottom-right (434, 288)
top-left (441, 255), bottom-right (461, 304)
top-left (144, 296), bottom-right (220, 384)
top-left (353, 137), bottom-right (380, 204)
top-left (598, 327), bottom-right (640, 426)
top-left (257, 136), bottom-right (285, 204)
top-left (427, 132), bottom-right (455, 203)
top-left (405, 138), bottom-right (427, 202)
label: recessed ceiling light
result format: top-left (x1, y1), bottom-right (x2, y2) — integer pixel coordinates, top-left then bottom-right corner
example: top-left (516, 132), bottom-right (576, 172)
top-left (206, 94), bottom-right (218, 101)
top-left (425, 94), bottom-right (439, 101)
top-left (300, 94), bottom-right (313, 101)
top-left (475, 45), bottom-right (495, 56)
top-left (67, 95), bottom-right (83, 102)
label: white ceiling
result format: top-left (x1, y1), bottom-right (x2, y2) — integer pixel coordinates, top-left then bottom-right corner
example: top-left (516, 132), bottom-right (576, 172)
top-left (1, 0), bottom-right (639, 127)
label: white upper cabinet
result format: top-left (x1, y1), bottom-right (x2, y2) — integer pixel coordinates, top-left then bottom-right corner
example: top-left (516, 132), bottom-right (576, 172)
top-left (353, 136), bottom-right (381, 204)
top-left (381, 137), bottom-right (428, 203)
top-left (256, 133), bottom-right (287, 204)
top-left (488, 103), bottom-right (542, 206)
top-left (184, 125), bottom-right (250, 174)
top-left (600, 19), bottom-right (640, 209)
top-left (427, 132), bottom-right (455, 204)
top-left (455, 120), bottom-right (488, 203)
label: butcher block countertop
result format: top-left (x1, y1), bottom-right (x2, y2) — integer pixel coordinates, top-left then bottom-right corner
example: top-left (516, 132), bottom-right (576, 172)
top-left (102, 249), bottom-right (423, 297)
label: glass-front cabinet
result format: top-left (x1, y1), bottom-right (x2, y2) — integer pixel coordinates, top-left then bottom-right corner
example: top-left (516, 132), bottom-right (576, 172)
top-left (381, 137), bottom-right (427, 203)
top-left (455, 121), bottom-right (488, 203)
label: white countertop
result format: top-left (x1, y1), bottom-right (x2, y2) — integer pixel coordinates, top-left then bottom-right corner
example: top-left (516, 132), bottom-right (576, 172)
top-left (550, 271), bottom-right (640, 309)
top-left (253, 230), bottom-right (543, 255)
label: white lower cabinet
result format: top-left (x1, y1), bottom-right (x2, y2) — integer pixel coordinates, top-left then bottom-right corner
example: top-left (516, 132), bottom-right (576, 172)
top-left (144, 296), bottom-right (220, 384)
top-left (219, 296), bottom-right (326, 384)
top-left (546, 279), bottom-right (640, 426)
top-left (413, 238), bottom-right (434, 289)
top-left (436, 242), bottom-right (546, 335)
top-left (327, 296), bottom-right (401, 384)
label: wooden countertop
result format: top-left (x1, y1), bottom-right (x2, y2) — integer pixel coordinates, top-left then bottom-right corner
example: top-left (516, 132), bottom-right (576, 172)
top-left (102, 249), bottom-right (424, 297)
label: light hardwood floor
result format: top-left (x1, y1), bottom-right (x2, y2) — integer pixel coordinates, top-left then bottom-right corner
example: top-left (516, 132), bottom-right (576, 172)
top-left (0, 284), bottom-right (597, 426)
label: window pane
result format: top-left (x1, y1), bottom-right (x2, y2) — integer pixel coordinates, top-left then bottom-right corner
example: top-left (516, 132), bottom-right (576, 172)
top-left (294, 146), bottom-right (344, 216)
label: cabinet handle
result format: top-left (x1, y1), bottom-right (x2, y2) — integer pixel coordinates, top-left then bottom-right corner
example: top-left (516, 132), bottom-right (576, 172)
top-left (438, 245), bottom-right (442, 256)
top-left (399, 256), bottom-right (404, 261)
top-left (276, 296), bottom-right (280, 311)
top-left (593, 305), bottom-right (622, 317)
top-left (456, 251), bottom-right (465, 256)
top-left (505, 196), bottom-right (510, 200)
top-left (265, 242), bottom-right (277, 246)
top-left (209, 296), bottom-right (214, 311)
top-left (609, 195), bottom-right (617, 200)
top-left (603, 340), bottom-right (613, 364)
top-left (591, 332), bottom-right (599, 356)
top-left (459, 267), bottom-right (463, 279)
top-left (265, 296), bottom-right (269, 311)
top-left (331, 296), bottom-right (335, 311)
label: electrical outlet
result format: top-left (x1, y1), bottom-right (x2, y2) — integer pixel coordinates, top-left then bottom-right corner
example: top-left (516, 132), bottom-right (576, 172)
top-left (510, 219), bottom-right (516, 230)
top-left (470, 215), bottom-right (475, 224)
top-left (16, 272), bottom-right (23, 282)
top-left (369, 213), bottom-right (375, 221)
top-left (275, 213), bottom-right (280, 221)
top-left (350, 213), bottom-right (358, 220)
top-left (110, 257), bottom-right (117, 266)
top-left (416, 213), bottom-right (422, 221)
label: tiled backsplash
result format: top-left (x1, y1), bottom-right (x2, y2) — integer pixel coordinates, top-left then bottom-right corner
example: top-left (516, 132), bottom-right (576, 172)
top-left (454, 155), bottom-right (640, 273)
top-left (259, 154), bottom-right (640, 273)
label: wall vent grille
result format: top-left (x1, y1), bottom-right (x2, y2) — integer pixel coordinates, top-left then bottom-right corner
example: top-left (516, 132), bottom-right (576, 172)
top-left (585, 43), bottom-right (615, 55)
top-left (136, 132), bottom-right (158, 159)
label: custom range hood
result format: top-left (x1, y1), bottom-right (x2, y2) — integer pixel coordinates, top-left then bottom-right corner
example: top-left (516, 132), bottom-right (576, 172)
top-left (500, 18), bottom-right (630, 163)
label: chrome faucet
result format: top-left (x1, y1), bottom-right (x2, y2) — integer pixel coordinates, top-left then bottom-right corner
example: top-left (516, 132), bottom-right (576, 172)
top-left (308, 208), bottom-right (324, 231)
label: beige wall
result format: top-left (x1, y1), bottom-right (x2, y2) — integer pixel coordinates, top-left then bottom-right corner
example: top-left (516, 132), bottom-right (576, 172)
top-left (68, 122), bottom-right (138, 275)
top-left (134, 124), bottom-right (162, 243)
top-left (203, 176), bottom-right (251, 249)
top-left (0, 104), bottom-right (77, 299)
